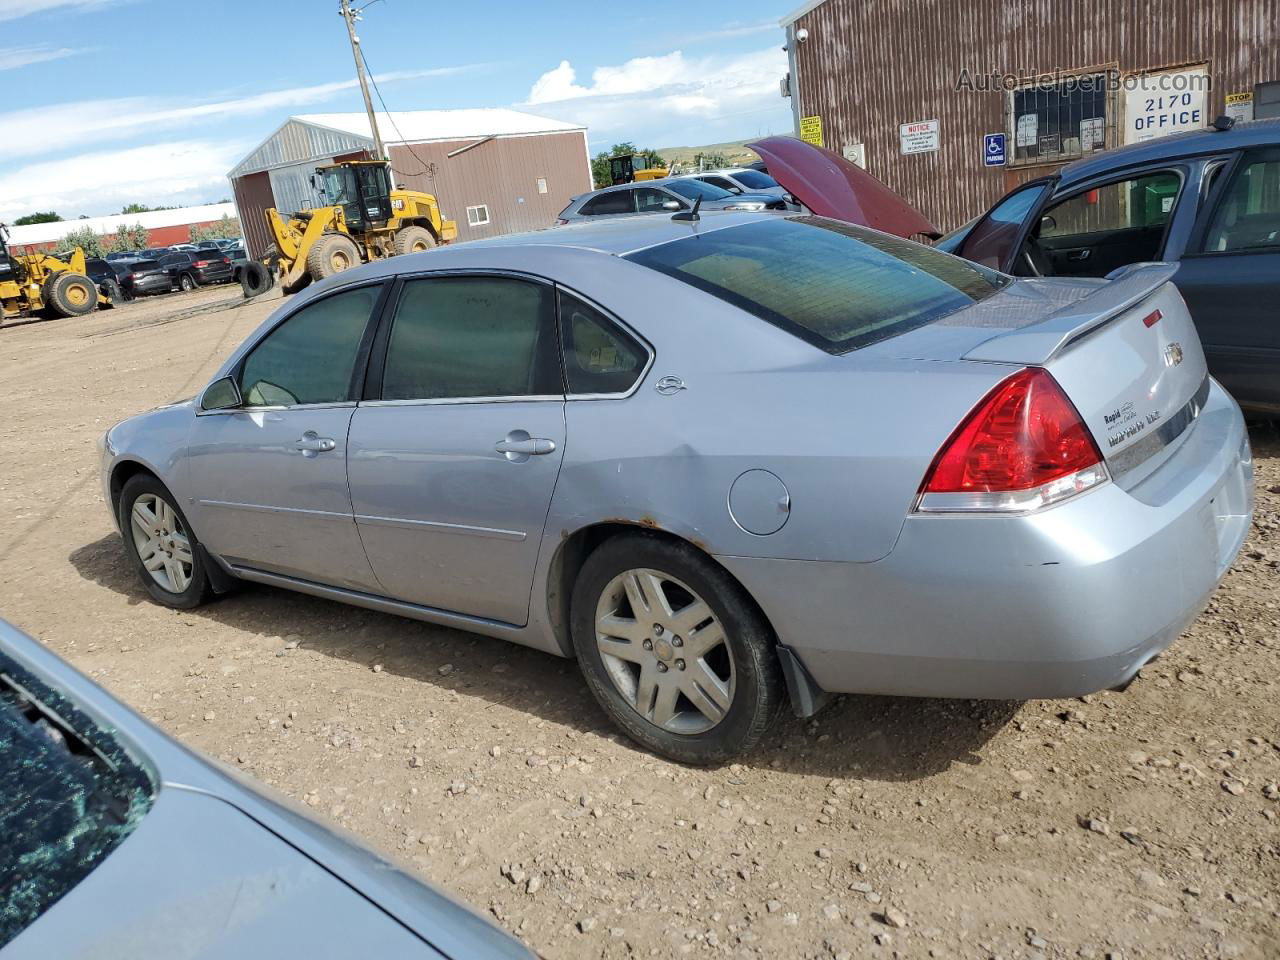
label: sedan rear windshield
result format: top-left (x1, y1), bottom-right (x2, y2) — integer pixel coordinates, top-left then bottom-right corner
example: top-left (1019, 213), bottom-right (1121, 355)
top-left (625, 216), bottom-right (1011, 354)
top-left (729, 170), bottom-right (778, 190)
top-left (666, 179), bottom-right (734, 201)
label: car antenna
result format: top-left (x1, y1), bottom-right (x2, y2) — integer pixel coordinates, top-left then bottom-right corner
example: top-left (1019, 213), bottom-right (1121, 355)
top-left (1212, 115), bottom-right (1235, 132)
top-left (672, 195), bottom-right (702, 222)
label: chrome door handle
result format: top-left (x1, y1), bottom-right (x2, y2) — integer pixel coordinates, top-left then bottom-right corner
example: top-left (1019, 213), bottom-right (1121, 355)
top-left (294, 432), bottom-right (336, 456)
top-left (495, 438), bottom-right (556, 456)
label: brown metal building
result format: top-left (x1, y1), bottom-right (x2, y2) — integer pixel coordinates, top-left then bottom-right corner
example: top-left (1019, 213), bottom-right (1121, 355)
top-left (780, 0), bottom-right (1280, 231)
top-left (228, 109), bottom-right (591, 257)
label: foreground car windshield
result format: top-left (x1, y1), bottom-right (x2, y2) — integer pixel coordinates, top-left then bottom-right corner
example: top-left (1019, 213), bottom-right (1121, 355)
top-left (626, 216), bottom-right (1011, 354)
top-left (0, 653), bottom-right (155, 947)
top-left (666, 179), bottom-right (734, 201)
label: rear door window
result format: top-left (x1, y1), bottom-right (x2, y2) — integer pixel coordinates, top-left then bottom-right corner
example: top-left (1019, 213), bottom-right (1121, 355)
top-left (1201, 148), bottom-right (1280, 253)
top-left (581, 191), bottom-right (635, 216)
top-left (627, 216), bottom-right (1009, 354)
top-left (381, 276), bottom-right (560, 400)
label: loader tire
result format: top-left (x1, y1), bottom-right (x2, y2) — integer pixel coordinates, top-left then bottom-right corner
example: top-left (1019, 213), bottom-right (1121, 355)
top-left (306, 234), bottom-right (361, 280)
top-left (392, 225), bottom-right (436, 255)
top-left (45, 271), bottom-right (97, 318)
top-left (101, 278), bottom-right (122, 308)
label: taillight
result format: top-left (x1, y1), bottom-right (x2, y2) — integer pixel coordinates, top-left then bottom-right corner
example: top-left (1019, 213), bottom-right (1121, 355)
top-left (194, 259), bottom-right (210, 267)
top-left (915, 367), bottom-right (1108, 513)
top-left (555, 218), bottom-right (569, 226)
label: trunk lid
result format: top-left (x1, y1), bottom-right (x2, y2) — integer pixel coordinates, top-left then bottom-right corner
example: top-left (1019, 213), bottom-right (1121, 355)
top-left (896, 263), bottom-right (1209, 480)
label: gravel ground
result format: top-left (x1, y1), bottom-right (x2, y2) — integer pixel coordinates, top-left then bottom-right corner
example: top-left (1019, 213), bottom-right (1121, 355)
top-left (1, 292), bottom-right (1277, 960)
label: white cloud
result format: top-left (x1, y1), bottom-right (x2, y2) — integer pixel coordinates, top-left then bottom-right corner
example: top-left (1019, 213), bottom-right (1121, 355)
top-left (0, 0), bottom-right (123, 21)
top-left (679, 21), bottom-right (781, 44)
top-left (524, 47), bottom-right (791, 148)
top-left (0, 139), bottom-right (248, 221)
top-left (0, 45), bottom-right (83, 70)
top-left (0, 65), bottom-right (485, 159)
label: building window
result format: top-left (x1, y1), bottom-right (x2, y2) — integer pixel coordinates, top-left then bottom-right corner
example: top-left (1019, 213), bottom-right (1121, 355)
top-left (536, 178), bottom-right (548, 194)
top-left (1009, 72), bottom-right (1109, 166)
top-left (466, 204), bottom-right (490, 227)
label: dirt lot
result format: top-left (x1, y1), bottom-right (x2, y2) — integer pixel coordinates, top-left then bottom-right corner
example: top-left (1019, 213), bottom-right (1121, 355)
top-left (1, 292), bottom-right (1277, 960)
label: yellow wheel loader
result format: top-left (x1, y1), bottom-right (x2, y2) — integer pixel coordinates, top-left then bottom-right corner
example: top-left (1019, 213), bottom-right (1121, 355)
top-left (244, 159), bottom-right (458, 298)
top-left (0, 224), bottom-right (111, 323)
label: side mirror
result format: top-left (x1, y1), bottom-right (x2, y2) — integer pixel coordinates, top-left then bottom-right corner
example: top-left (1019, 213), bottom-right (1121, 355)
top-left (727, 186), bottom-right (743, 195)
top-left (662, 200), bottom-right (682, 211)
top-left (1039, 214), bottom-right (1057, 232)
top-left (201, 375), bottom-right (242, 411)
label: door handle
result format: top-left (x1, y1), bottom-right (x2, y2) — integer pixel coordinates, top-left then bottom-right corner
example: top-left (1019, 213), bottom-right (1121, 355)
top-left (495, 438), bottom-right (556, 456)
top-left (294, 432), bottom-right (336, 456)
top-left (1066, 248), bottom-right (1092, 261)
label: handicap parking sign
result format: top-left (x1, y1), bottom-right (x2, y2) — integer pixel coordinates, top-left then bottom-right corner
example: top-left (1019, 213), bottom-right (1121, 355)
top-left (983, 132), bottom-right (1006, 166)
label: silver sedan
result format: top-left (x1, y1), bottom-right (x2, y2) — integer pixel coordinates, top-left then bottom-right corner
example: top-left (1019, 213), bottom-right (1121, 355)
top-left (101, 212), bottom-right (1253, 763)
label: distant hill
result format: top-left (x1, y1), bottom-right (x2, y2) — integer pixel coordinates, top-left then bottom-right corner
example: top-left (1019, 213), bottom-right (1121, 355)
top-left (655, 140), bottom-right (759, 171)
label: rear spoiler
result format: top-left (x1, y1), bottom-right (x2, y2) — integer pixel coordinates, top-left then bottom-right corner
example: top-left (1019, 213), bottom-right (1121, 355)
top-left (963, 262), bottom-right (1179, 365)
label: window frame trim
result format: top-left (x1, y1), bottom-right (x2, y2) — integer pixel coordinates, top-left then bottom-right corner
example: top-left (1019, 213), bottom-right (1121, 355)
top-left (465, 203), bottom-right (491, 226)
top-left (195, 278), bottom-right (390, 416)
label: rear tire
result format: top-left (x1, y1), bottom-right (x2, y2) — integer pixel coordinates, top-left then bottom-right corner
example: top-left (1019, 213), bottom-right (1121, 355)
top-left (392, 225), bottom-right (436, 255)
top-left (179, 273), bottom-right (197, 292)
top-left (240, 261), bottom-right (273, 298)
top-left (306, 233), bottom-right (361, 280)
top-left (44, 271), bottom-right (97, 317)
top-left (570, 533), bottom-right (784, 764)
top-left (118, 474), bottom-right (214, 609)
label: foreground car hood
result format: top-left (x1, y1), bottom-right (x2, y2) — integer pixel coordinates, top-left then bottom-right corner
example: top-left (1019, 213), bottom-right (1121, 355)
top-left (748, 136), bottom-right (939, 239)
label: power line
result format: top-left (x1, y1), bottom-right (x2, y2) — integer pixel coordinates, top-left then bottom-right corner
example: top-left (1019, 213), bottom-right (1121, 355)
top-left (358, 45), bottom-right (440, 180)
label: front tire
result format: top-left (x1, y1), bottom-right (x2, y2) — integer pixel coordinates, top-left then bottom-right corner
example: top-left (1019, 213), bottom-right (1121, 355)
top-left (44, 271), bottom-right (97, 317)
top-left (570, 533), bottom-right (784, 764)
top-left (306, 233), bottom-right (361, 280)
top-left (118, 474), bottom-right (213, 609)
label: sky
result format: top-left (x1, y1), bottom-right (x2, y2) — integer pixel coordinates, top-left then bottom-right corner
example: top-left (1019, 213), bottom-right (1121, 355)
top-left (0, 0), bottom-right (796, 222)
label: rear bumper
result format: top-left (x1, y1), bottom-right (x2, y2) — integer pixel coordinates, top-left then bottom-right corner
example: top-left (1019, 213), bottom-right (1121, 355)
top-left (719, 380), bottom-right (1253, 701)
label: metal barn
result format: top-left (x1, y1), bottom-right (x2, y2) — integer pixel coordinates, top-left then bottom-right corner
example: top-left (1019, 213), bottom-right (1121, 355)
top-left (780, 0), bottom-right (1280, 230)
top-left (228, 109), bottom-right (591, 257)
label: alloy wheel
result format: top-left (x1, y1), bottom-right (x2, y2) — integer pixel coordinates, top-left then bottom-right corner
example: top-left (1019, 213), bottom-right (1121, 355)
top-left (130, 493), bottom-right (193, 593)
top-left (594, 568), bottom-right (735, 734)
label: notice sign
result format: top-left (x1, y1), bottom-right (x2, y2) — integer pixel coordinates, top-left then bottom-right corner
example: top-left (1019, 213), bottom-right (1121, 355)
top-left (899, 119), bottom-right (939, 155)
top-left (1124, 67), bottom-right (1208, 143)
top-left (1225, 92), bottom-right (1254, 123)
top-left (799, 115), bottom-right (824, 147)
top-left (1015, 113), bottom-right (1038, 147)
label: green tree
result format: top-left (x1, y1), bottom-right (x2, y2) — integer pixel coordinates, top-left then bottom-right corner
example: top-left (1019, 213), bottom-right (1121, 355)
top-left (189, 214), bottom-right (241, 243)
top-left (111, 222), bottom-right (149, 251)
top-left (57, 225), bottom-right (105, 257)
top-left (120, 202), bottom-right (176, 214)
top-left (13, 211), bottom-right (61, 225)
top-left (590, 141), bottom-right (665, 189)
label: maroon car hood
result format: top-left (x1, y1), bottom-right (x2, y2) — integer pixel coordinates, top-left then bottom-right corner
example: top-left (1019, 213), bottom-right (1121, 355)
top-left (748, 136), bottom-right (940, 239)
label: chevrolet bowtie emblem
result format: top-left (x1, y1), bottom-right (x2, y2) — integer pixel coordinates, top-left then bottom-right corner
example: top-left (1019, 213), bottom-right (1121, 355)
top-left (1164, 342), bottom-right (1184, 367)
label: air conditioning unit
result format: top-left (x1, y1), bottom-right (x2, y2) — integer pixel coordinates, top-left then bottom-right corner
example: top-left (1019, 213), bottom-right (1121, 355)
top-left (780, 73), bottom-right (791, 99)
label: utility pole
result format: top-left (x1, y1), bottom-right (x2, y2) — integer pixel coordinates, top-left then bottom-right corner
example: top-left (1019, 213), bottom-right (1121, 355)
top-left (339, 0), bottom-right (386, 161)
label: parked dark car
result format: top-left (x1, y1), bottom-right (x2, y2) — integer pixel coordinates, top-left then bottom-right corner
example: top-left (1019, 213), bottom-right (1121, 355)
top-left (0, 619), bottom-right (534, 958)
top-left (120, 258), bottom-right (173, 297)
top-left (84, 257), bottom-right (133, 302)
top-left (160, 250), bottom-right (233, 290)
top-left (941, 117), bottom-right (1280, 414)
